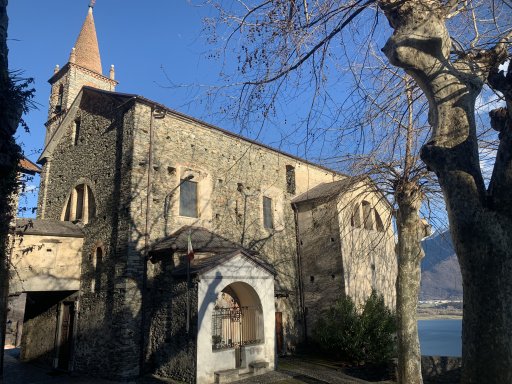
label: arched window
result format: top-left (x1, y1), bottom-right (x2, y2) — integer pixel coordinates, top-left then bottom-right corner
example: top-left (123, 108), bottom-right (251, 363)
top-left (62, 184), bottom-right (96, 223)
top-left (351, 204), bottom-right (361, 228)
top-left (375, 211), bottom-right (385, 232)
top-left (362, 201), bottom-right (374, 230)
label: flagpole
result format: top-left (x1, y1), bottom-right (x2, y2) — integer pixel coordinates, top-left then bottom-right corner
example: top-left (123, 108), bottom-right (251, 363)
top-left (186, 229), bottom-right (193, 334)
top-left (186, 254), bottom-right (190, 334)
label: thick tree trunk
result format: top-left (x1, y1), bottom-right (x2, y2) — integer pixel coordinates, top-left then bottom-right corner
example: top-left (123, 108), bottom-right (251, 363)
top-left (0, 0), bottom-right (22, 380)
top-left (396, 181), bottom-right (424, 384)
top-left (379, 1), bottom-right (512, 383)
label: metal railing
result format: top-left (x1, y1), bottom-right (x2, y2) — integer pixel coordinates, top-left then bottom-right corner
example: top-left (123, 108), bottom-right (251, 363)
top-left (212, 306), bottom-right (263, 350)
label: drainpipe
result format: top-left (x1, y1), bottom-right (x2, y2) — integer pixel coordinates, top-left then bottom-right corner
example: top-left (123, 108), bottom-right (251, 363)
top-left (292, 203), bottom-right (307, 343)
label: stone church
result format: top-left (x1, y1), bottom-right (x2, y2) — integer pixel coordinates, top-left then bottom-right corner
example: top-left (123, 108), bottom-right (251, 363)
top-left (9, 4), bottom-right (397, 384)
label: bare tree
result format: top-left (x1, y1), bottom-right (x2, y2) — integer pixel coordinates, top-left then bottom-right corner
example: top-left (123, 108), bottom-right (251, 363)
top-left (345, 70), bottom-right (440, 383)
top-left (202, 0), bottom-right (511, 383)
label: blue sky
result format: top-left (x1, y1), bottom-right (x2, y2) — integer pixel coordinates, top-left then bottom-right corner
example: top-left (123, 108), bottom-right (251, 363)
top-left (7, 1), bottom-right (247, 215)
top-left (8, 1), bottom-right (224, 152)
top-left (8, 0), bottom-right (350, 216)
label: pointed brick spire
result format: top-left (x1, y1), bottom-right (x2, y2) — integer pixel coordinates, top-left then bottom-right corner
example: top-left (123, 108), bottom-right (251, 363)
top-left (72, 5), bottom-right (102, 74)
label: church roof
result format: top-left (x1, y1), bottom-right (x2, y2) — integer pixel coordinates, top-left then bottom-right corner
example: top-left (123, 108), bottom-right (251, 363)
top-left (15, 219), bottom-right (84, 238)
top-left (171, 249), bottom-right (276, 277)
top-left (72, 6), bottom-right (102, 74)
top-left (291, 177), bottom-right (358, 204)
top-left (150, 225), bottom-right (251, 254)
top-left (18, 157), bottom-right (41, 175)
top-left (150, 225), bottom-right (276, 277)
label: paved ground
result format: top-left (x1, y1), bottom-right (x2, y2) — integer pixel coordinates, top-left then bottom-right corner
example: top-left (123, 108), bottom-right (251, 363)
top-left (2, 349), bottom-right (394, 384)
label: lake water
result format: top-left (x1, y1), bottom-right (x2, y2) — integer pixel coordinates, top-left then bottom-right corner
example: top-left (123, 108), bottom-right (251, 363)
top-left (418, 319), bottom-right (462, 357)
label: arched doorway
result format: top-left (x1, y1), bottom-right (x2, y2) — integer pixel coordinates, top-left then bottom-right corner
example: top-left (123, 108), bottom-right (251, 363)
top-left (211, 282), bottom-right (264, 368)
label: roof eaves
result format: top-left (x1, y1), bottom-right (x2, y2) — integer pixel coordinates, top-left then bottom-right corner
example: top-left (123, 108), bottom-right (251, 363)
top-left (19, 157), bottom-right (42, 175)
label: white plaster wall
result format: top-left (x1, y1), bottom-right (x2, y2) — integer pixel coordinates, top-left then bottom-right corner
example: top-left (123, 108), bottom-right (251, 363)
top-left (336, 183), bottom-right (397, 309)
top-left (196, 254), bottom-right (275, 384)
top-left (9, 233), bottom-right (83, 293)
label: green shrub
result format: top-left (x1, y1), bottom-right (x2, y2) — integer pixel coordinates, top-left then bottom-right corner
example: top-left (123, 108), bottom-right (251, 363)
top-left (311, 290), bottom-right (396, 364)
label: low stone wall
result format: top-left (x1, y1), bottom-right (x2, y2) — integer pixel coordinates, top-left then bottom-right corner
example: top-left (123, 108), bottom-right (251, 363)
top-left (422, 356), bottom-right (462, 383)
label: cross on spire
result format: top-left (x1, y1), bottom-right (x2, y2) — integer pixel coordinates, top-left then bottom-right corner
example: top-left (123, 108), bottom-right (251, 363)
top-left (89, 0), bottom-right (96, 8)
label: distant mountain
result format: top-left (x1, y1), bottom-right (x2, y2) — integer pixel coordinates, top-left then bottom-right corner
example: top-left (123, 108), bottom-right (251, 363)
top-left (420, 230), bottom-right (463, 300)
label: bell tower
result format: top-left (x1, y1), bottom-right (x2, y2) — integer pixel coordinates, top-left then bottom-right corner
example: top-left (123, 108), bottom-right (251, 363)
top-left (45, 2), bottom-right (117, 145)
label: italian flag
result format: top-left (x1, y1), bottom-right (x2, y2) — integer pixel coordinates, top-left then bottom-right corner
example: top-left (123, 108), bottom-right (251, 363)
top-left (187, 232), bottom-right (194, 261)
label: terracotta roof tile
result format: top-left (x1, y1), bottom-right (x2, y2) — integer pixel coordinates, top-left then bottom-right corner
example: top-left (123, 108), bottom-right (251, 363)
top-left (18, 157), bottom-right (41, 175)
top-left (73, 7), bottom-right (102, 74)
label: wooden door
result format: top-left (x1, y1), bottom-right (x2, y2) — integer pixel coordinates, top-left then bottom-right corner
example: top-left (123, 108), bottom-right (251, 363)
top-left (275, 312), bottom-right (283, 355)
top-left (57, 302), bottom-right (75, 370)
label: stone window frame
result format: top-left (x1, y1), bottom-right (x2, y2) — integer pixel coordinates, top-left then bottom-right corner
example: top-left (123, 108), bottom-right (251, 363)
top-left (173, 165), bottom-right (213, 224)
top-left (61, 181), bottom-right (97, 224)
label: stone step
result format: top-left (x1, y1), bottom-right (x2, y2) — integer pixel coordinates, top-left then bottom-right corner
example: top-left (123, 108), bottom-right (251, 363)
top-left (249, 360), bottom-right (269, 375)
top-left (214, 368), bottom-right (240, 384)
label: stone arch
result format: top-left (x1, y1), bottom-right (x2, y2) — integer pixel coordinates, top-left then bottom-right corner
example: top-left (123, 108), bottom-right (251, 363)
top-left (211, 281), bottom-right (264, 350)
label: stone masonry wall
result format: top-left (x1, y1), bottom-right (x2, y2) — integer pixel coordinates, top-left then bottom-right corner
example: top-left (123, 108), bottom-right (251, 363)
top-left (296, 198), bottom-right (344, 337)
top-left (21, 291), bottom-right (76, 365)
top-left (36, 91), bottom-right (138, 380)
top-left (128, 102), bottom-right (341, 350)
top-left (337, 186), bottom-right (396, 309)
top-left (295, 183), bottom-right (397, 338)
top-left (46, 65), bottom-right (116, 145)
top-left (145, 256), bottom-right (198, 382)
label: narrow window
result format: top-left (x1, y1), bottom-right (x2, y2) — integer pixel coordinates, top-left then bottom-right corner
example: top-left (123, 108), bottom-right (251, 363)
top-left (87, 186), bottom-right (96, 220)
top-left (263, 196), bottom-right (273, 229)
top-left (286, 165), bottom-right (296, 194)
top-left (73, 119), bottom-right (81, 146)
top-left (75, 184), bottom-right (85, 221)
top-left (362, 201), bottom-right (374, 230)
top-left (92, 247), bottom-right (103, 292)
top-left (55, 84), bottom-right (64, 113)
top-left (179, 179), bottom-right (198, 217)
top-left (351, 204), bottom-right (361, 228)
top-left (375, 211), bottom-right (385, 232)
top-left (371, 263), bottom-right (376, 289)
